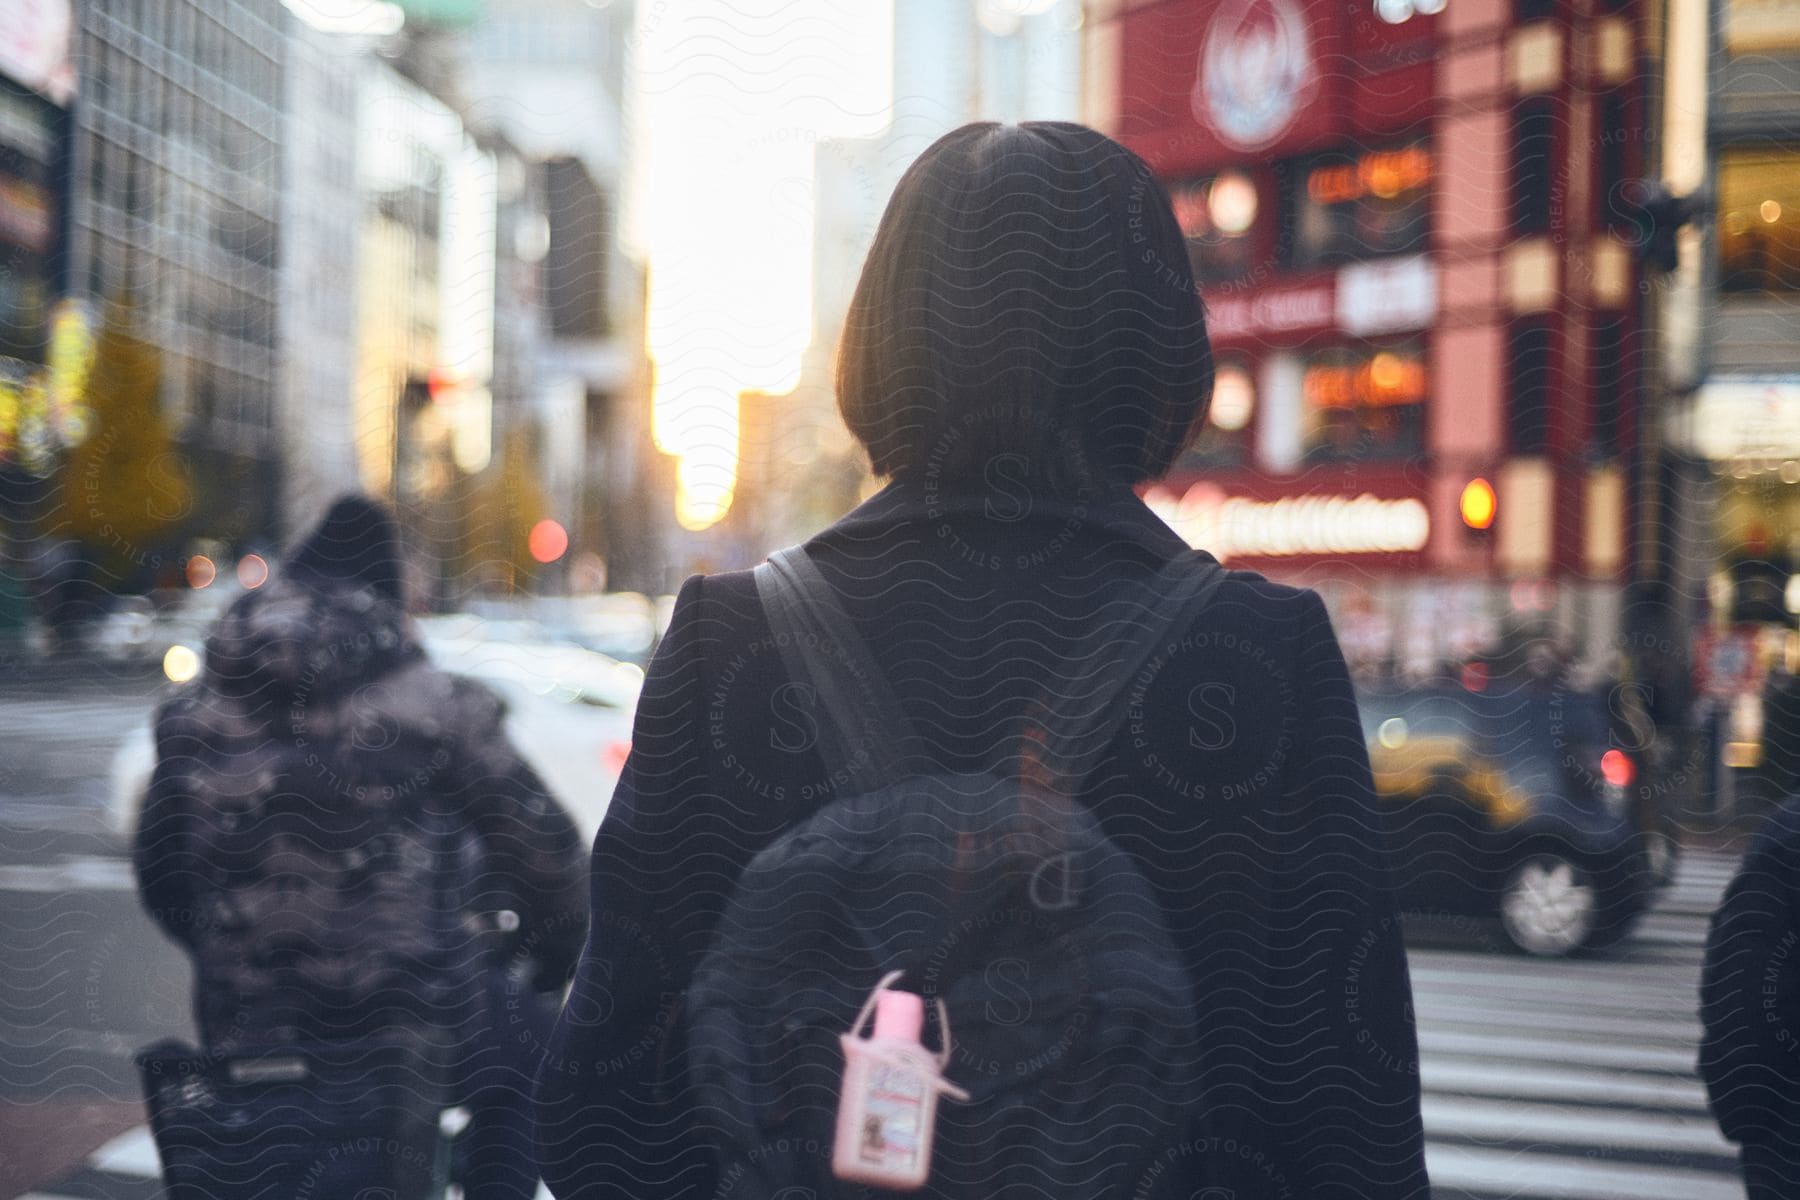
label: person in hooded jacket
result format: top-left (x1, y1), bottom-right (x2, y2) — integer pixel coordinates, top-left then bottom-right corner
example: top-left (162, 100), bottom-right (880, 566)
top-left (533, 122), bottom-right (1428, 1199)
top-left (134, 496), bottom-right (588, 1199)
top-left (1700, 794), bottom-right (1800, 1198)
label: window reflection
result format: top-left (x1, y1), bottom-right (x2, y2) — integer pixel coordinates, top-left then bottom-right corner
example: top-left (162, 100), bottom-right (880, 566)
top-left (1719, 148), bottom-right (1800, 294)
top-left (1170, 171), bottom-right (1262, 284)
top-left (1302, 340), bottom-right (1427, 462)
top-left (1289, 141), bottom-right (1430, 267)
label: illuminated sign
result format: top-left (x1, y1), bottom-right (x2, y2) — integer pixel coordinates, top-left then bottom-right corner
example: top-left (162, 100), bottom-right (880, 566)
top-left (1303, 349), bottom-right (1426, 409)
top-left (0, 0), bottom-right (74, 103)
top-left (1307, 146), bottom-right (1430, 206)
top-left (1690, 375), bottom-right (1800, 460)
top-left (1194, 0), bottom-right (1317, 152)
top-left (1205, 280), bottom-right (1335, 341)
top-left (1336, 255), bottom-right (1437, 336)
top-left (1144, 481), bottom-right (1430, 560)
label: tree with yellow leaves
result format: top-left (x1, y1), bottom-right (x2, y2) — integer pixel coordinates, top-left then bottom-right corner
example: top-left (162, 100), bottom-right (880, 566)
top-left (52, 296), bottom-right (192, 580)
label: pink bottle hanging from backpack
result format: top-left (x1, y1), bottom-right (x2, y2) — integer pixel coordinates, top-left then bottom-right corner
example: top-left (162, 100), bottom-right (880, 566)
top-left (833, 970), bottom-right (970, 1191)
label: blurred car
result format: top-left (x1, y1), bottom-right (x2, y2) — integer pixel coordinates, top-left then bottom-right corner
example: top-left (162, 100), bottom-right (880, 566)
top-left (1356, 679), bottom-right (1677, 957)
top-left (451, 593), bottom-right (663, 667)
top-left (91, 596), bottom-right (158, 663)
top-left (111, 626), bottom-right (638, 845)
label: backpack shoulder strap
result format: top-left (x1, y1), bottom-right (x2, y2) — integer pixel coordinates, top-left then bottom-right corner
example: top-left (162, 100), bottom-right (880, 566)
top-left (1028, 551), bottom-right (1228, 791)
top-left (754, 545), bottom-right (1227, 796)
top-left (753, 545), bottom-right (924, 795)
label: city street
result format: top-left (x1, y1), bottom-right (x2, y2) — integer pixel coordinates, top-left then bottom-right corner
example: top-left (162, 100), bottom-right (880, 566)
top-left (0, 0), bottom-right (1793, 1197)
top-left (0, 668), bottom-right (177, 1198)
top-left (0, 671), bottom-right (1758, 1200)
top-left (1415, 852), bottom-right (1746, 1200)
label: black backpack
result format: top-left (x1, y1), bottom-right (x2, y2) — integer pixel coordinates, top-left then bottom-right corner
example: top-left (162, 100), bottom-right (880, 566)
top-left (686, 545), bottom-right (1226, 1199)
top-left (139, 780), bottom-right (486, 1200)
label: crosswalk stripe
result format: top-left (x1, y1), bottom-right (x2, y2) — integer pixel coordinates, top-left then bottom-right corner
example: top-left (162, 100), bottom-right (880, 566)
top-left (1423, 1058), bottom-right (1709, 1109)
top-left (90, 1126), bottom-right (161, 1179)
top-left (1423, 1094), bottom-right (1734, 1156)
top-left (1415, 1000), bottom-right (1700, 1046)
top-left (1426, 1142), bottom-right (1746, 1200)
top-left (1419, 1027), bottom-right (1702, 1073)
top-left (0, 855), bottom-right (138, 893)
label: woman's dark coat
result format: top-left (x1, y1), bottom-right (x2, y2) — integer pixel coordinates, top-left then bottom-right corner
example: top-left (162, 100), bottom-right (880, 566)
top-left (533, 478), bottom-right (1429, 1198)
top-left (134, 563), bottom-right (588, 1051)
top-left (1699, 795), bottom-right (1800, 1151)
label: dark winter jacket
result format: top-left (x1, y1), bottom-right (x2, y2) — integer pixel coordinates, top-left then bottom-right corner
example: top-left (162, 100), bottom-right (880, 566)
top-left (1699, 796), bottom-right (1800, 1148)
top-left (134, 569), bottom-right (588, 1052)
top-left (533, 477), bottom-right (1429, 1198)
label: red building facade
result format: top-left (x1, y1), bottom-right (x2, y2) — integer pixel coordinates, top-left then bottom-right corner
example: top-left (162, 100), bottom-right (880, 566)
top-left (1093, 0), bottom-right (1646, 676)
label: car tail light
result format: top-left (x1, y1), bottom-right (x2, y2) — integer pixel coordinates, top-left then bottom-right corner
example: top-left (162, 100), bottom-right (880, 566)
top-left (1600, 749), bottom-right (1635, 789)
top-left (600, 740), bottom-right (632, 776)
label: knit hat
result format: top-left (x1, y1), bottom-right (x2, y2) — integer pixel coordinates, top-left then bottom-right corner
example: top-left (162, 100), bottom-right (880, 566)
top-left (282, 495), bottom-right (407, 606)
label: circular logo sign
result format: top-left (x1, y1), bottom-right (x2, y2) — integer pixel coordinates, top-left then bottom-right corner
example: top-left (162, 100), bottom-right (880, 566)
top-left (1192, 0), bottom-right (1317, 152)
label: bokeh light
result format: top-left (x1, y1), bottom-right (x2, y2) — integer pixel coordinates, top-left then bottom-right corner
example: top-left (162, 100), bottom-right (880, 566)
top-left (529, 519), bottom-right (570, 564)
top-left (1210, 366), bottom-right (1256, 432)
top-left (163, 644), bottom-right (200, 683)
top-left (1460, 478), bottom-right (1497, 531)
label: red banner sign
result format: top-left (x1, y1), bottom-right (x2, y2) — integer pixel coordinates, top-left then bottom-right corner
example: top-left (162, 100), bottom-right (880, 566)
top-left (1203, 278), bottom-right (1335, 342)
top-left (1117, 0), bottom-right (1349, 176)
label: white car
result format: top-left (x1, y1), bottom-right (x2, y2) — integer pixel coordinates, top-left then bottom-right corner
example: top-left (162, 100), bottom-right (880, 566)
top-left (110, 632), bottom-right (639, 845)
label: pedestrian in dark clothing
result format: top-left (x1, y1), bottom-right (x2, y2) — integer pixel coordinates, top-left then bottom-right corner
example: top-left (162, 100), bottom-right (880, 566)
top-left (135, 495), bottom-right (588, 1199)
top-left (1763, 667), bottom-right (1800, 799)
top-left (533, 121), bottom-right (1428, 1199)
top-left (1700, 795), bottom-right (1800, 1199)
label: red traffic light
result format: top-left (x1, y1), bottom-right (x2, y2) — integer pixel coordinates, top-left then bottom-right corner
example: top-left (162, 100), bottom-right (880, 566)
top-left (427, 367), bottom-right (464, 403)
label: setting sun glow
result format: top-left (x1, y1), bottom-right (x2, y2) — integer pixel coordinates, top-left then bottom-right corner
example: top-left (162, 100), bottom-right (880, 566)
top-left (630, 1), bottom-right (894, 531)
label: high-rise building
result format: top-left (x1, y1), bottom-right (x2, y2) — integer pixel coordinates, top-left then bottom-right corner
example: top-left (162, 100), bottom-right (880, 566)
top-left (66, 0), bottom-right (286, 545)
top-left (0, 0), bottom-right (77, 633)
top-left (459, 0), bottom-right (653, 590)
top-left (353, 54), bottom-right (499, 605)
top-left (1692, 3), bottom-right (1800, 622)
top-left (1091, 0), bottom-right (1647, 678)
top-left (1652, 0), bottom-right (1800, 810)
top-left (0, 0), bottom-right (71, 396)
top-left (278, 5), bottom-right (361, 535)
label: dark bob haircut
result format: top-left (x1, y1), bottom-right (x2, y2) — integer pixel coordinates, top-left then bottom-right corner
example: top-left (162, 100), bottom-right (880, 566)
top-left (837, 121), bottom-right (1212, 493)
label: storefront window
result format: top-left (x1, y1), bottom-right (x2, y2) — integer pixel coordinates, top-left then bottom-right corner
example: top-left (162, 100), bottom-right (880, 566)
top-left (1301, 340), bottom-right (1427, 461)
top-left (1288, 142), bottom-right (1430, 267)
top-left (1168, 171), bottom-right (1262, 285)
top-left (1719, 148), bottom-right (1800, 294)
